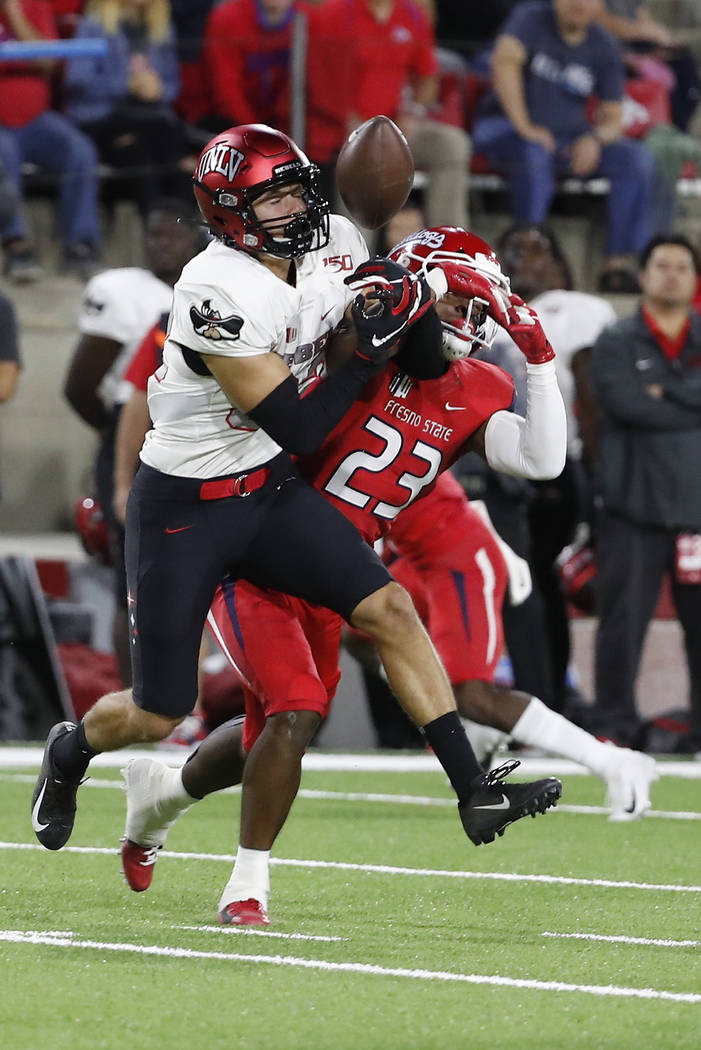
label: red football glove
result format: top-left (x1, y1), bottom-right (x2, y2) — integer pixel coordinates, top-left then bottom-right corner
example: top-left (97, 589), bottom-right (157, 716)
top-left (432, 264), bottom-right (554, 364)
top-left (504, 293), bottom-right (555, 364)
top-left (431, 263), bottom-right (512, 325)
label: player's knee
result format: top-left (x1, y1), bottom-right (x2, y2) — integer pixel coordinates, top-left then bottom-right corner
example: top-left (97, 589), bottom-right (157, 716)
top-left (441, 125), bottom-right (471, 166)
top-left (133, 707), bottom-right (185, 743)
top-left (266, 709), bottom-right (321, 751)
top-left (351, 581), bottom-right (420, 641)
top-left (83, 687), bottom-right (184, 744)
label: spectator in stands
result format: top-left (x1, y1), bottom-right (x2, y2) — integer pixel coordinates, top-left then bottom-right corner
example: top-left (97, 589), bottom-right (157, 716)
top-left (0, 0), bottom-right (102, 281)
top-left (63, 198), bottom-right (206, 686)
top-left (590, 233), bottom-right (701, 752)
top-left (169, 0), bottom-right (216, 127)
top-left (596, 0), bottom-right (701, 132)
top-left (594, 1), bottom-right (701, 233)
top-left (203, 1), bottom-right (343, 203)
top-left (472, 0), bottom-right (657, 293)
top-left (320, 0), bottom-right (471, 229)
top-left (204, 0), bottom-right (300, 134)
top-left (64, 0), bottom-right (194, 217)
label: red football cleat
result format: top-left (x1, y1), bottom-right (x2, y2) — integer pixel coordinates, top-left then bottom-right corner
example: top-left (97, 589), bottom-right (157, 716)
top-left (121, 837), bottom-right (159, 892)
top-left (218, 899), bottom-right (270, 927)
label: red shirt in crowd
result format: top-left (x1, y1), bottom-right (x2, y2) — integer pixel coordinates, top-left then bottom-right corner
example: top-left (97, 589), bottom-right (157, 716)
top-left (319, 0), bottom-right (437, 122)
top-left (204, 0), bottom-right (307, 130)
top-left (642, 304), bottom-right (692, 361)
top-left (48, 0), bottom-right (84, 15)
top-left (0, 0), bottom-right (57, 128)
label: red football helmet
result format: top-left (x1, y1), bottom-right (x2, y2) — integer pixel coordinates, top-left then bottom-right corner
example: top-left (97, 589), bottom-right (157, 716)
top-left (192, 124), bottom-right (330, 258)
top-left (388, 226), bottom-right (510, 359)
top-left (74, 497), bottom-right (111, 566)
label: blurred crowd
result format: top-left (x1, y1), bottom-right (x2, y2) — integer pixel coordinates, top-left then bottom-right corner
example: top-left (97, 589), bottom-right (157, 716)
top-left (1, 0), bottom-right (701, 755)
top-left (1, 0), bottom-right (701, 284)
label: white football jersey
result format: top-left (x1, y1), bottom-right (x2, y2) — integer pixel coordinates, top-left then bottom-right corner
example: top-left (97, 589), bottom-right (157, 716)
top-left (491, 289), bottom-right (616, 458)
top-left (78, 267), bottom-right (174, 409)
top-left (530, 290), bottom-right (616, 456)
top-left (141, 214), bottom-right (368, 477)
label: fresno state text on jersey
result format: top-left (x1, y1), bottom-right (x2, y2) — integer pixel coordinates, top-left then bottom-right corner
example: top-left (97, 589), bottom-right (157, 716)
top-left (299, 358), bottom-right (514, 543)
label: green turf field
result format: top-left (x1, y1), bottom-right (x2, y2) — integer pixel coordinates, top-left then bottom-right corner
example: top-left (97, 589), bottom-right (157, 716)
top-left (1, 751), bottom-right (699, 1050)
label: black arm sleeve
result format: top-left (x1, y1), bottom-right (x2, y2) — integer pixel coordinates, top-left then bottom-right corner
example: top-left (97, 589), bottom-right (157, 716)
top-left (248, 354), bottom-right (376, 456)
top-left (393, 305), bottom-right (446, 380)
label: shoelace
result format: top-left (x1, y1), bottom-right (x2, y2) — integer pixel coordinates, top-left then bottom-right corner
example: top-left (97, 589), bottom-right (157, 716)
top-left (139, 847), bottom-right (159, 868)
top-left (122, 838), bottom-right (159, 867)
top-left (480, 758), bottom-right (521, 788)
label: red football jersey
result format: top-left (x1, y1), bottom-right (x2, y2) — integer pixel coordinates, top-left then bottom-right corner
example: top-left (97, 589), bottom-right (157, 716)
top-left (299, 358), bottom-right (513, 544)
top-left (389, 478), bottom-right (509, 683)
top-left (388, 470), bottom-right (469, 565)
top-left (208, 357), bottom-right (514, 744)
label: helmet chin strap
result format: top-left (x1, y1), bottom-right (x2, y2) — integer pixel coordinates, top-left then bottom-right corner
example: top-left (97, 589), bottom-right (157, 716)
top-left (256, 205), bottom-right (321, 258)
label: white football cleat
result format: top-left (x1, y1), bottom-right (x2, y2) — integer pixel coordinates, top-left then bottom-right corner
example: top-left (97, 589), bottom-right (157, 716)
top-left (604, 745), bottom-right (659, 822)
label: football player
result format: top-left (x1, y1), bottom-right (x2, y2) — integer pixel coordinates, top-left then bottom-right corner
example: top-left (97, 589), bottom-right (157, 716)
top-left (119, 227), bottom-right (580, 924)
top-left (63, 200), bottom-right (205, 686)
top-left (32, 129), bottom-right (559, 866)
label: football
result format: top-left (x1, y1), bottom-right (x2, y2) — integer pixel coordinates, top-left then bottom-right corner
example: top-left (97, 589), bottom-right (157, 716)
top-left (335, 115), bottom-right (414, 230)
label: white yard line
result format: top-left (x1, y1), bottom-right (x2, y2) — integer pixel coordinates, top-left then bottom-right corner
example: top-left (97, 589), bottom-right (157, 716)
top-left (1, 746), bottom-right (699, 778)
top-left (2, 773), bottom-right (699, 821)
top-left (175, 924), bottom-right (346, 942)
top-left (2, 840), bottom-right (700, 893)
top-left (542, 931), bottom-right (699, 948)
top-left (0, 929), bottom-right (698, 1003)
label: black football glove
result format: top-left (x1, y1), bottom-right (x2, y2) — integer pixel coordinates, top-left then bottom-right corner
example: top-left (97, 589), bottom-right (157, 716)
top-left (344, 257), bottom-right (432, 361)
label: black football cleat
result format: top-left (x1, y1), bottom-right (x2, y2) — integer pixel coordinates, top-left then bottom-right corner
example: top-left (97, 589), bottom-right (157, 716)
top-left (459, 759), bottom-right (562, 846)
top-left (30, 721), bottom-right (81, 850)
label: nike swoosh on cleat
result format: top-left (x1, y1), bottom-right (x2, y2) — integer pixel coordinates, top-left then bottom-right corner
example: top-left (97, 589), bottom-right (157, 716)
top-left (472, 793), bottom-right (511, 810)
top-left (164, 526), bottom-right (193, 534)
top-left (31, 780), bottom-right (50, 832)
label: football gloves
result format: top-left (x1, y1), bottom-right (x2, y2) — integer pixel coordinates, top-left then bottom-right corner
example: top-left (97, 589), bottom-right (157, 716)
top-left (344, 257), bottom-right (433, 361)
top-left (434, 264), bottom-right (555, 365)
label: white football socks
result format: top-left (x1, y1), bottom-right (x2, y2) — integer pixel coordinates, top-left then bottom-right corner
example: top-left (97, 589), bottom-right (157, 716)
top-left (511, 697), bottom-right (612, 779)
top-left (218, 846), bottom-right (271, 911)
top-left (460, 718), bottom-right (509, 766)
top-left (154, 768), bottom-right (194, 814)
